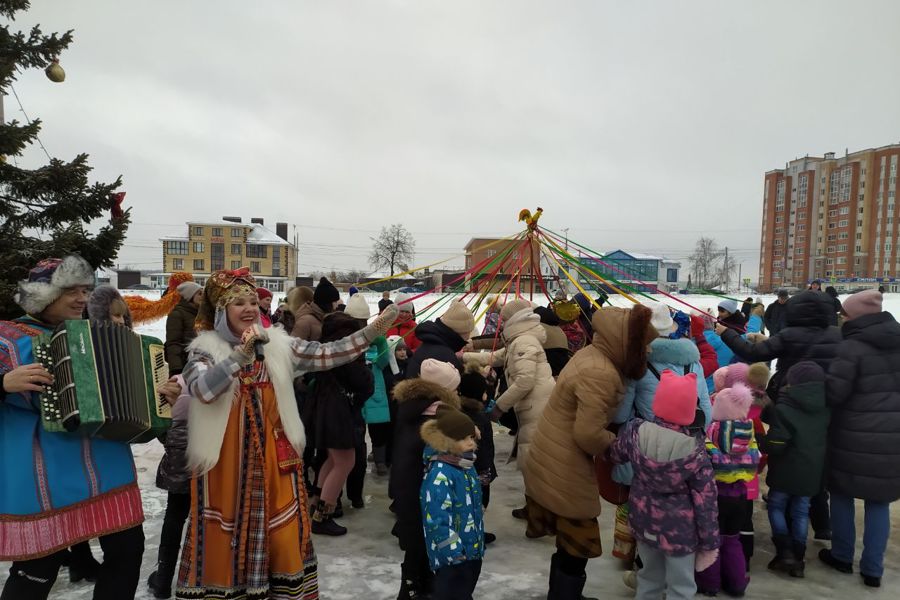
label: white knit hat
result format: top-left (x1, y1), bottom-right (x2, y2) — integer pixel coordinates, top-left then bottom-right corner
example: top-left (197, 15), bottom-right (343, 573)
top-left (394, 292), bottom-right (415, 314)
top-left (345, 294), bottom-right (371, 320)
top-left (650, 303), bottom-right (676, 336)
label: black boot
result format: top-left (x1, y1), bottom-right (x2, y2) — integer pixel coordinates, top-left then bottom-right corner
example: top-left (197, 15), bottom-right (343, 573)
top-left (547, 553), bottom-right (599, 600)
top-left (397, 563), bottom-right (431, 600)
top-left (789, 541), bottom-right (806, 578)
top-left (767, 535), bottom-right (797, 573)
top-left (374, 446), bottom-right (389, 476)
top-left (147, 546), bottom-right (179, 598)
top-left (311, 501), bottom-right (347, 536)
top-left (68, 541), bottom-right (101, 583)
top-left (818, 548), bottom-right (853, 574)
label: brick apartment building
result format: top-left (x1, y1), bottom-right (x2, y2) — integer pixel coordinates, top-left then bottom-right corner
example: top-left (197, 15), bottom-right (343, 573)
top-left (759, 143), bottom-right (900, 293)
top-left (155, 217), bottom-right (299, 291)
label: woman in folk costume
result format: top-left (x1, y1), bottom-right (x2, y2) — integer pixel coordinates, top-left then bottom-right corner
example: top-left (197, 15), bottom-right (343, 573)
top-left (175, 268), bottom-right (398, 600)
top-left (0, 256), bottom-right (146, 600)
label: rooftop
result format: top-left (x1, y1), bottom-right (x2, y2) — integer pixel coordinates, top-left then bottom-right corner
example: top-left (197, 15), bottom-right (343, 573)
top-left (159, 222), bottom-right (292, 246)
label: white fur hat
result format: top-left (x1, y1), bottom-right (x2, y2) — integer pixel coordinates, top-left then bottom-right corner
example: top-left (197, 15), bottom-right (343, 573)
top-left (345, 294), bottom-right (371, 320)
top-left (14, 255), bottom-right (95, 316)
top-left (650, 303), bottom-right (676, 336)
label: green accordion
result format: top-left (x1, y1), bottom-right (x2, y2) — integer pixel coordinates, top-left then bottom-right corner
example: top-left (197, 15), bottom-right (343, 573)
top-left (34, 320), bottom-right (172, 442)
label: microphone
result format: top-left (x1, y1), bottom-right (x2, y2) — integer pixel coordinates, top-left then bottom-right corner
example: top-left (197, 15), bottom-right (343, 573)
top-left (254, 340), bottom-right (265, 362)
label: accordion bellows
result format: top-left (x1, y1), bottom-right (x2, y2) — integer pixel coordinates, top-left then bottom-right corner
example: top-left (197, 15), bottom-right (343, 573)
top-left (34, 320), bottom-right (171, 442)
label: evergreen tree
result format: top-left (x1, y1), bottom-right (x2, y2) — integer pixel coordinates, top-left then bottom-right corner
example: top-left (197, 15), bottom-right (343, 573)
top-left (0, 0), bottom-right (129, 319)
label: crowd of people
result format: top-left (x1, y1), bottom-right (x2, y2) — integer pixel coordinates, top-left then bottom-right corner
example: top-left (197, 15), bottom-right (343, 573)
top-left (1, 256), bottom-right (899, 600)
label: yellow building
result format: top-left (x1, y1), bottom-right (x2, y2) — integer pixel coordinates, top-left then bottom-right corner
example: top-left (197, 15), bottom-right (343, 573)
top-left (155, 217), bottom-right (299, 291)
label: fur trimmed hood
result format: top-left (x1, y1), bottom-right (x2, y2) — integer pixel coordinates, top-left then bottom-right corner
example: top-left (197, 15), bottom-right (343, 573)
top-left (648, 337), bottom-right (700, 366)
top-left (591, 304), bottom-right (655, 380)
top-left (392, 377), bottom-right (461, 410)
top-left (87, 285), bottom-right (133, 328)
top-left (420, 419), bottom-right (469, 454)
top-left (15, 255), bottom-right (94, 316)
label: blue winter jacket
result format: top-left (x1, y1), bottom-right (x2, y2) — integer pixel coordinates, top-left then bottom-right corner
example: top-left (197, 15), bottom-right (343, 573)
top-left (362, 336), bottom-right (392, 424)
top-left (746, 315), bottom-right (764, 334)
top-left (420, 447), bottom-right (485, 570)
top-left (611, 337), bottom-right (712, 485)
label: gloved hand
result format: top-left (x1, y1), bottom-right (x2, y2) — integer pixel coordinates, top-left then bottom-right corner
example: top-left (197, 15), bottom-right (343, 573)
top-left (695, 548), bottom-right (719, 572)
top-left (689, 314), bottom-right (707, 340)
top-left (231, 324), bottom-right (270, 366)
top-left (364, 303), bottom-right (399, 342)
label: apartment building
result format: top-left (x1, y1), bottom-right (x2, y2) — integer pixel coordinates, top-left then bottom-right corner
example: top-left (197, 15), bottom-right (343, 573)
top-left (155, 217), bottom-right (299, 291)
top-left (463, 237), bottom-right (548, 292)
top-left (759, 143), bottom-right (900, 292)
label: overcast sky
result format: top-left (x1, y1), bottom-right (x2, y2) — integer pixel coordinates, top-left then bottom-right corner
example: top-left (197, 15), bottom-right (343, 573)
top-left (9, 1), bottom-right (900, 281)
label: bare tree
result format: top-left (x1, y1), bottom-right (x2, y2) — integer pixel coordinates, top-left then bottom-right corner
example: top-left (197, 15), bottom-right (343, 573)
top-left (689, 237), bottom-right (724, 289)
top-left (369, 224), bottom-right (416, 277)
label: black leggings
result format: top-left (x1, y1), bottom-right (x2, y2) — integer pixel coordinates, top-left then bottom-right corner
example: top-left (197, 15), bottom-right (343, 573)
top-left (1, 525), bottom-right (144, 600)
top-left (368, 422), bottom-right (392, 448)
top-left (555, 545), bottom-right (589, 577)
top-left (159, 491), bottom-right (191, 553)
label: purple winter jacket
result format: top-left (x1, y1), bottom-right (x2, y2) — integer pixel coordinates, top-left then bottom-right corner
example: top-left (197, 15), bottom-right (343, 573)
top-left (609, 418), bottom-right (719, 556)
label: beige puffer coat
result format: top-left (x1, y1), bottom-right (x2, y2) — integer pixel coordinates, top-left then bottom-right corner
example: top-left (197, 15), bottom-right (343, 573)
top-left (465, 309), bottom-right (555, 468)
top-left (521, 304), bottom-right (655, 520)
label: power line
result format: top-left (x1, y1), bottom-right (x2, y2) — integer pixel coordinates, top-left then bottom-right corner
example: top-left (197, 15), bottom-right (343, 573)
top-left (8, 85), bottom-right (52, 161)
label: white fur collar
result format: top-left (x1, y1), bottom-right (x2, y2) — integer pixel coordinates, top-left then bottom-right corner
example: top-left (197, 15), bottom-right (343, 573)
top-left (186, 327), bottom-right (305, 475)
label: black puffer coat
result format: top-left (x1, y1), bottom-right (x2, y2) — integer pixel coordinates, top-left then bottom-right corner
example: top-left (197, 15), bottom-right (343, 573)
top-left (826, 311), bottom-right (900, 502)
top-left (389, 378), bottom-right (460, 548)
top-left (405, 319), bottom-right (466, 378)
top-left (720, 291), bottom-right (842, 396)
top-left (155, 396), bottom-right (190, 494)
top-left (306, 313), bottom-right (374, 451)
top-left (165, 299), bottom-right (198, 375)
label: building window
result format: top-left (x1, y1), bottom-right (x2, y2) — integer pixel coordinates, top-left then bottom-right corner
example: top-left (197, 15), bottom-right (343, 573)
top-left (193, 242), bottom-right (204, 253)
top-left (776, 227), bottom-right (784, 234)
top-left (212, 227), bottom-right (223, 237)
top-left (246, 245), bottom-right (268, 258)
top-left (796, 248), bottom-right (804, 255)
top-left (827, 246), bottom-right (835, 253)
top-left (231, 244), bottom-right (241, 255)
top-left (827, 234), bottom-right (837, 241)
top-left (666, 268), bottom-right (678, 283)
top-left (856, 245), bottom-right (863, 252)
top-left (775, 216), bottom-right (784, 224)
top-left (273, 246), bottom-right (281, 261)
top-left (775, 239), bottom-right (783, 246)
top-left (166, 240), bottom-right (188, 255)
top-left (828, 223), bottom-right (836, 229)
top-left (231, 260), bottom-right (241, 269)
top-left (839, 232), bottom-right (849, 240)
top-left (858, 219), bottom-right (864, 227)
top-left (828, 209), bottom-right (837, 217)
top-left (840, 206), bottom-right (850, 215)
top-left (837, 244), bottom-right (848, 252)
top-left (798, 224), bottom-right (806, 231)
top-left (173, 258), bottom-right (183, 270)
top-left (250, 261), bottom-right (261, 272)
top-left (193, 259), bottom-right (204, 270)
top-left (193, 226), bottom-right (203, 236)
top-left (231, 227), bottom-right (243, 238)
top-left (838, 220), bottom-right (848, 227)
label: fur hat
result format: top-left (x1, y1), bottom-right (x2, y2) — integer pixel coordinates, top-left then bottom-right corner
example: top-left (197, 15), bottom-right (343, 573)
top-left (439, 301), bottom-right (475, 339)
top-left (87, 285), bottom-right (133, 328)
top-left (177, 281), bottom-right (203, 302)
top-left (650, 303), bottom-right (676, 336)
top-left (419, 358), bottom-right (461, 390)
top-left (842, 289), bottom-right (883, 320)
top-left (420, 406), bottom-right (477, 453)
top-left (256, 287), bottom-right (273, 301)
top-left (785, 360), bottom-right (825, 386)
top-left (500, 298), bottom-right (533, 322)
top-left (651, 369), bottom-right (699, 426)
top-left (718, 299), bottom-right (739, 315)
top-left (15, 255), bottom-right (95, 316)
top-left (313, 277), bottom-right (340, 310)
top-left (711, 383), bottom-right (753, 421)
top-left (345, 294), bottom-right (371, 320)
top-left (458, 366), bottom-right (488, 401)
top-left (394, 292), bottom-right (415, 314)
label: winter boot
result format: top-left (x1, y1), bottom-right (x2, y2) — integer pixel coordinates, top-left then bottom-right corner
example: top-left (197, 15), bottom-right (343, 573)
top-left (818, 548), bottom-right (853, 574)
top-left (789, 541), bottom-right (806, 578)
top-left (147, 546), bottom-right (179, 598)
top-left (547, 553), bottom-right (599, 600)
top-left (311, 501), bottom-right (347, 536)
top-left (68, 541), bottom-right (101, 583)
top-left (374, 446), bottom-right (389, 476)
top-left (694, 548), bottom-right (721, 596)
top-left (720, 534), bottom-right (749, 595)
top-left (767, 535), bottom-right (797, 573)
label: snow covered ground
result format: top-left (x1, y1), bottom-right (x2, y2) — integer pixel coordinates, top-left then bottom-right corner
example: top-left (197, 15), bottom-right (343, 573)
top-left (3, 290), bottom-right (900, 598)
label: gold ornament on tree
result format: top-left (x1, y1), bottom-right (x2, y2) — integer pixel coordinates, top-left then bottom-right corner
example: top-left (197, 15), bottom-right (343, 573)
top-left (45, 58), bottom-right (65, 82)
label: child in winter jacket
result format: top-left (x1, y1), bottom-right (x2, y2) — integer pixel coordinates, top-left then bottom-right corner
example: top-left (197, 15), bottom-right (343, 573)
top-left (760, 361), bottom-right (829, 578)
top-left (458, 364), bottom-right (498, 543)
top-left (696, 383), bottom-right (760, 596)
top-left (420, 406), bottom-right (485, 600)
top-left (609, 370), bottom-right (720, 600)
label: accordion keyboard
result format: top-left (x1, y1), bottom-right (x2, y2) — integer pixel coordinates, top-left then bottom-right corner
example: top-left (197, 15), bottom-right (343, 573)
top-left (148, 343), bottom-right (171, 419)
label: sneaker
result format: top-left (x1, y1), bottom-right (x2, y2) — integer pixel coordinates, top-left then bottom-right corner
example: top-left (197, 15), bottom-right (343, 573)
top-left (862, 574), bottom-right (881, 588)
top-left (818, 549), bottom-right (853, 574)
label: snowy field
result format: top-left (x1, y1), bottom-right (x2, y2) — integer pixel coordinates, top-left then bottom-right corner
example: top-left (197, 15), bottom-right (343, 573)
top-left (3, 290), bottom-right (900, 599)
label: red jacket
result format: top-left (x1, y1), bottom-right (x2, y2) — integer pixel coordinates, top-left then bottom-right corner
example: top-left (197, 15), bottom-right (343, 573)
top-left (387, 317), bottom-right (421, 352)
top-left (691, 315), bottom-right (718, 377)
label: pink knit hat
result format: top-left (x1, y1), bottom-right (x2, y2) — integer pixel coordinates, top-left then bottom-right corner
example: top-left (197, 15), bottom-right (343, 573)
top-left (419, 359), bottom-right (461, 390)
top-left (712, 366), bottom-right (730, 393)
top-left (842, 289), bottom-right (883, 320)
top-left (723, 362), bottom-right (770, 393)
top-left (652, 370), bottom-right (699, 426)
top-left (711, 383), bottom-right (753, 421)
